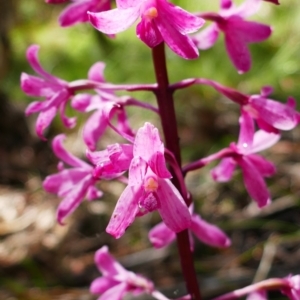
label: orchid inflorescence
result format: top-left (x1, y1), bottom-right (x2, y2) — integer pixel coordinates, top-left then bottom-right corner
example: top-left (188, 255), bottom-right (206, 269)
top-left (21, 0), bottom-right (299, 299)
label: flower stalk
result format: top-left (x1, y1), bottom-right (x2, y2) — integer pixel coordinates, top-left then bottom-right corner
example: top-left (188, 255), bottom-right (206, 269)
top-left (152, 42), bottom-right (201, 300)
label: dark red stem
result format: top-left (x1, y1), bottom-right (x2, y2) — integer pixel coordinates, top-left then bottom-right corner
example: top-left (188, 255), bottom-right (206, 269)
top-left (151, 42), bottom-right (201, 300)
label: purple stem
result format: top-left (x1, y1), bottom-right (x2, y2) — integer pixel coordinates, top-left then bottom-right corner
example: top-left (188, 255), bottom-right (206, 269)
top-left (151, 42), bottom-right (201, 300)
top-left (182, 148), bottom-right (234, 175)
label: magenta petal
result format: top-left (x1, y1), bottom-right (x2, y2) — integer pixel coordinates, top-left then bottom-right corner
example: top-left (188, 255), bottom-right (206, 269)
top-left (52, 134), bottom-right (90, 168)
top-left (238, 110), bottom-right (255, 148)
top-left (88, 7), bottom-right (139, 34)
top-left (106, 185), bottom-right (141, 238)
top-left (21, 73), bottom-right (58, 97)
top-left (137, 19), bottom-right (163, 48)
top-left (211, 158), bottom-right (236, 182)
top-left (25, 101), bottom-right (45, 115)
top-left (250, 96), bottom-right (298, 130)
top-left (159, 1), bottom-right (204, 35)
top-left (251, 130), bottom-right (280, 153)
top-left (236, 0), bottom-right (263, 18)
top-left (148, 222), bottom-right (176, 248)
top-left (193, 24), bottom-right (219, 50)
top-left (35, 106), bottom-right (57, 139)
top-left (128, 157), bottom-right (147, 187)
top-left (59, 1), bottom-right (92, 26)
top-left (86, 186), bottom-right (103, 200)
top-left (134, 123), bottom-right (164, 162)
top-left (26, 45), bottom-right (62, 83)
top-left (56, 175), bottom-right (93, 224)
top-left (238, 157), bottom-right (270, 207)
top-left (94, 246), bottom-right (127, 276)
top-left (149, 151), bottom-right (172, 179)
top-left (156, 179), bottom-right (191, 232)
top-left (157, 17), bottom-right (199, 59)
top-left (88, 61), bottom-right (106, 82)
top-left (83, 109), bottom-right (108, 151)
top-left (90, 277), bottom-right (117, 294)
top-left (97, 282), bottom-right (127, 300)
top-left (116, 0), bottom-right (140, 9)
top-left (246, 290), bottom-right (268, 300)
top-left (247, 155), bottom-right (276, 177)
top-left (43, 169), bottom-right (87, 196)
top-left (224, 27), bottom-right (251, 73)
top-left (71, 93), bottom-right (94, 112)
top-left (190, 214), bottom-right (231, 248)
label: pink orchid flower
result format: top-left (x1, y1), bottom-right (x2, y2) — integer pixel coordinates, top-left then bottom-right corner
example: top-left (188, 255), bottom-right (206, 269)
top-left (197, 80), bottom-right (299, 138)
top-left (211, 115), bottom-right (280, 208)
top-left (90, 246), bottom-right (154, 300)
top-left (281, 275), bottom-right (300, 300)
top-left (149, 205), bottom-right (231, 250)
top-left (48, 0), bottom-right (112, 27)
top-left (106, 122), bottom-right (191, 239)
top-left (43, 134), bottom-right (103, 224)
top-left (21, 45), bottom-right (75, 139)
top-left (88, 0), bottom-right (204, 59)
top-left (87, 143), bottom-right (134, 179)
top-left (71, 62), bottom-right (134, 150)
top-left (194, 0), bottom-right (271, 73)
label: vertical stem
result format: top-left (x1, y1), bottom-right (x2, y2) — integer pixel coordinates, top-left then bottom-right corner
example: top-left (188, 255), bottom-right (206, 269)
top-left (151, 42), bottom-right (202, 300)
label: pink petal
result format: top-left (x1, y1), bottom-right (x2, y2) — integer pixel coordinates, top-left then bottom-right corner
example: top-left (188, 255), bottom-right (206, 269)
top-left (71, 94), bottom-right (96, 112)
top-left (250, 96), bottom-right (298, 130)
top-left (52, 134), bottom-right (90, 168)
top-left (59, 1), bottom-right (92, 26)
top-left (149, 151), bottom-right (172, 179)
top-left (158, 0), bottom-right (205, 35)
top-left (88, 7), bottom-right (139, 34)
top-left (88, 61), bottom-right (106, 82)
top-left (238, 156), bottom-right (270, 207)
top-left (238, 110), bottom-right (255, 149)
top-left (156, 179), bottom-right (191, 233)
top-left (136, 19), bottom-right (163, 48)
top-left (148, 221), bottom-right (176, 248)
top-left (107, 143), bottom-right (133, 171)
top-left (157, 17), bottom-right (199, 59)
top-left (211, 158), bottom-right (236, 182)
top-left (134, 123), bottom-right (164, 162)
top-left (224, 25), bottom-right (252, 73)
top-left (246, 290), bottom-right (268, 300)
top-left (86, 186), bottom-right (103, 200)
top-left (83, 109), bottom-right (108, 151)
top-left (35, 106), bottom-right (57, 139)
top-left (116, 0), bottom-right (140, 9)
top-left (97, 282), bottom-right (127, 300)
top-left (236, 0), bottom-right (263, 18)
top-left (106, 185), bottom-right (141, 238)
top-left (190, 214), bottom-right (231, 248)
top-left (247, 155), bottom-right (276, 177)
top-left (251, 130), bottom-right (280, 153)
top-left (128, 157), bottom-right (147, 187)
top-left (26, 45), bottom-right (63, 84)
top-left (90, 277), bottom-right (117, 294)
top-left (59, 100), bottom-right (77, 129)
top-left (43, 169), bottom-right (87, 196)
top-left (20, 73), bottom-right (60, 97)
top-left (94, 246), bottom-right (127, 276)
top-left (25, 101), bottom-right (45, 115)
top-left (56, 175), bottom-right (94, 224)
top-left (193, 24), bottom-right (219, 50)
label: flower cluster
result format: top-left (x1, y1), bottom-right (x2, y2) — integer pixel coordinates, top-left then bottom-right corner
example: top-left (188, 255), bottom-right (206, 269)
top-left (20, 0), bottom-right (298, 299)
